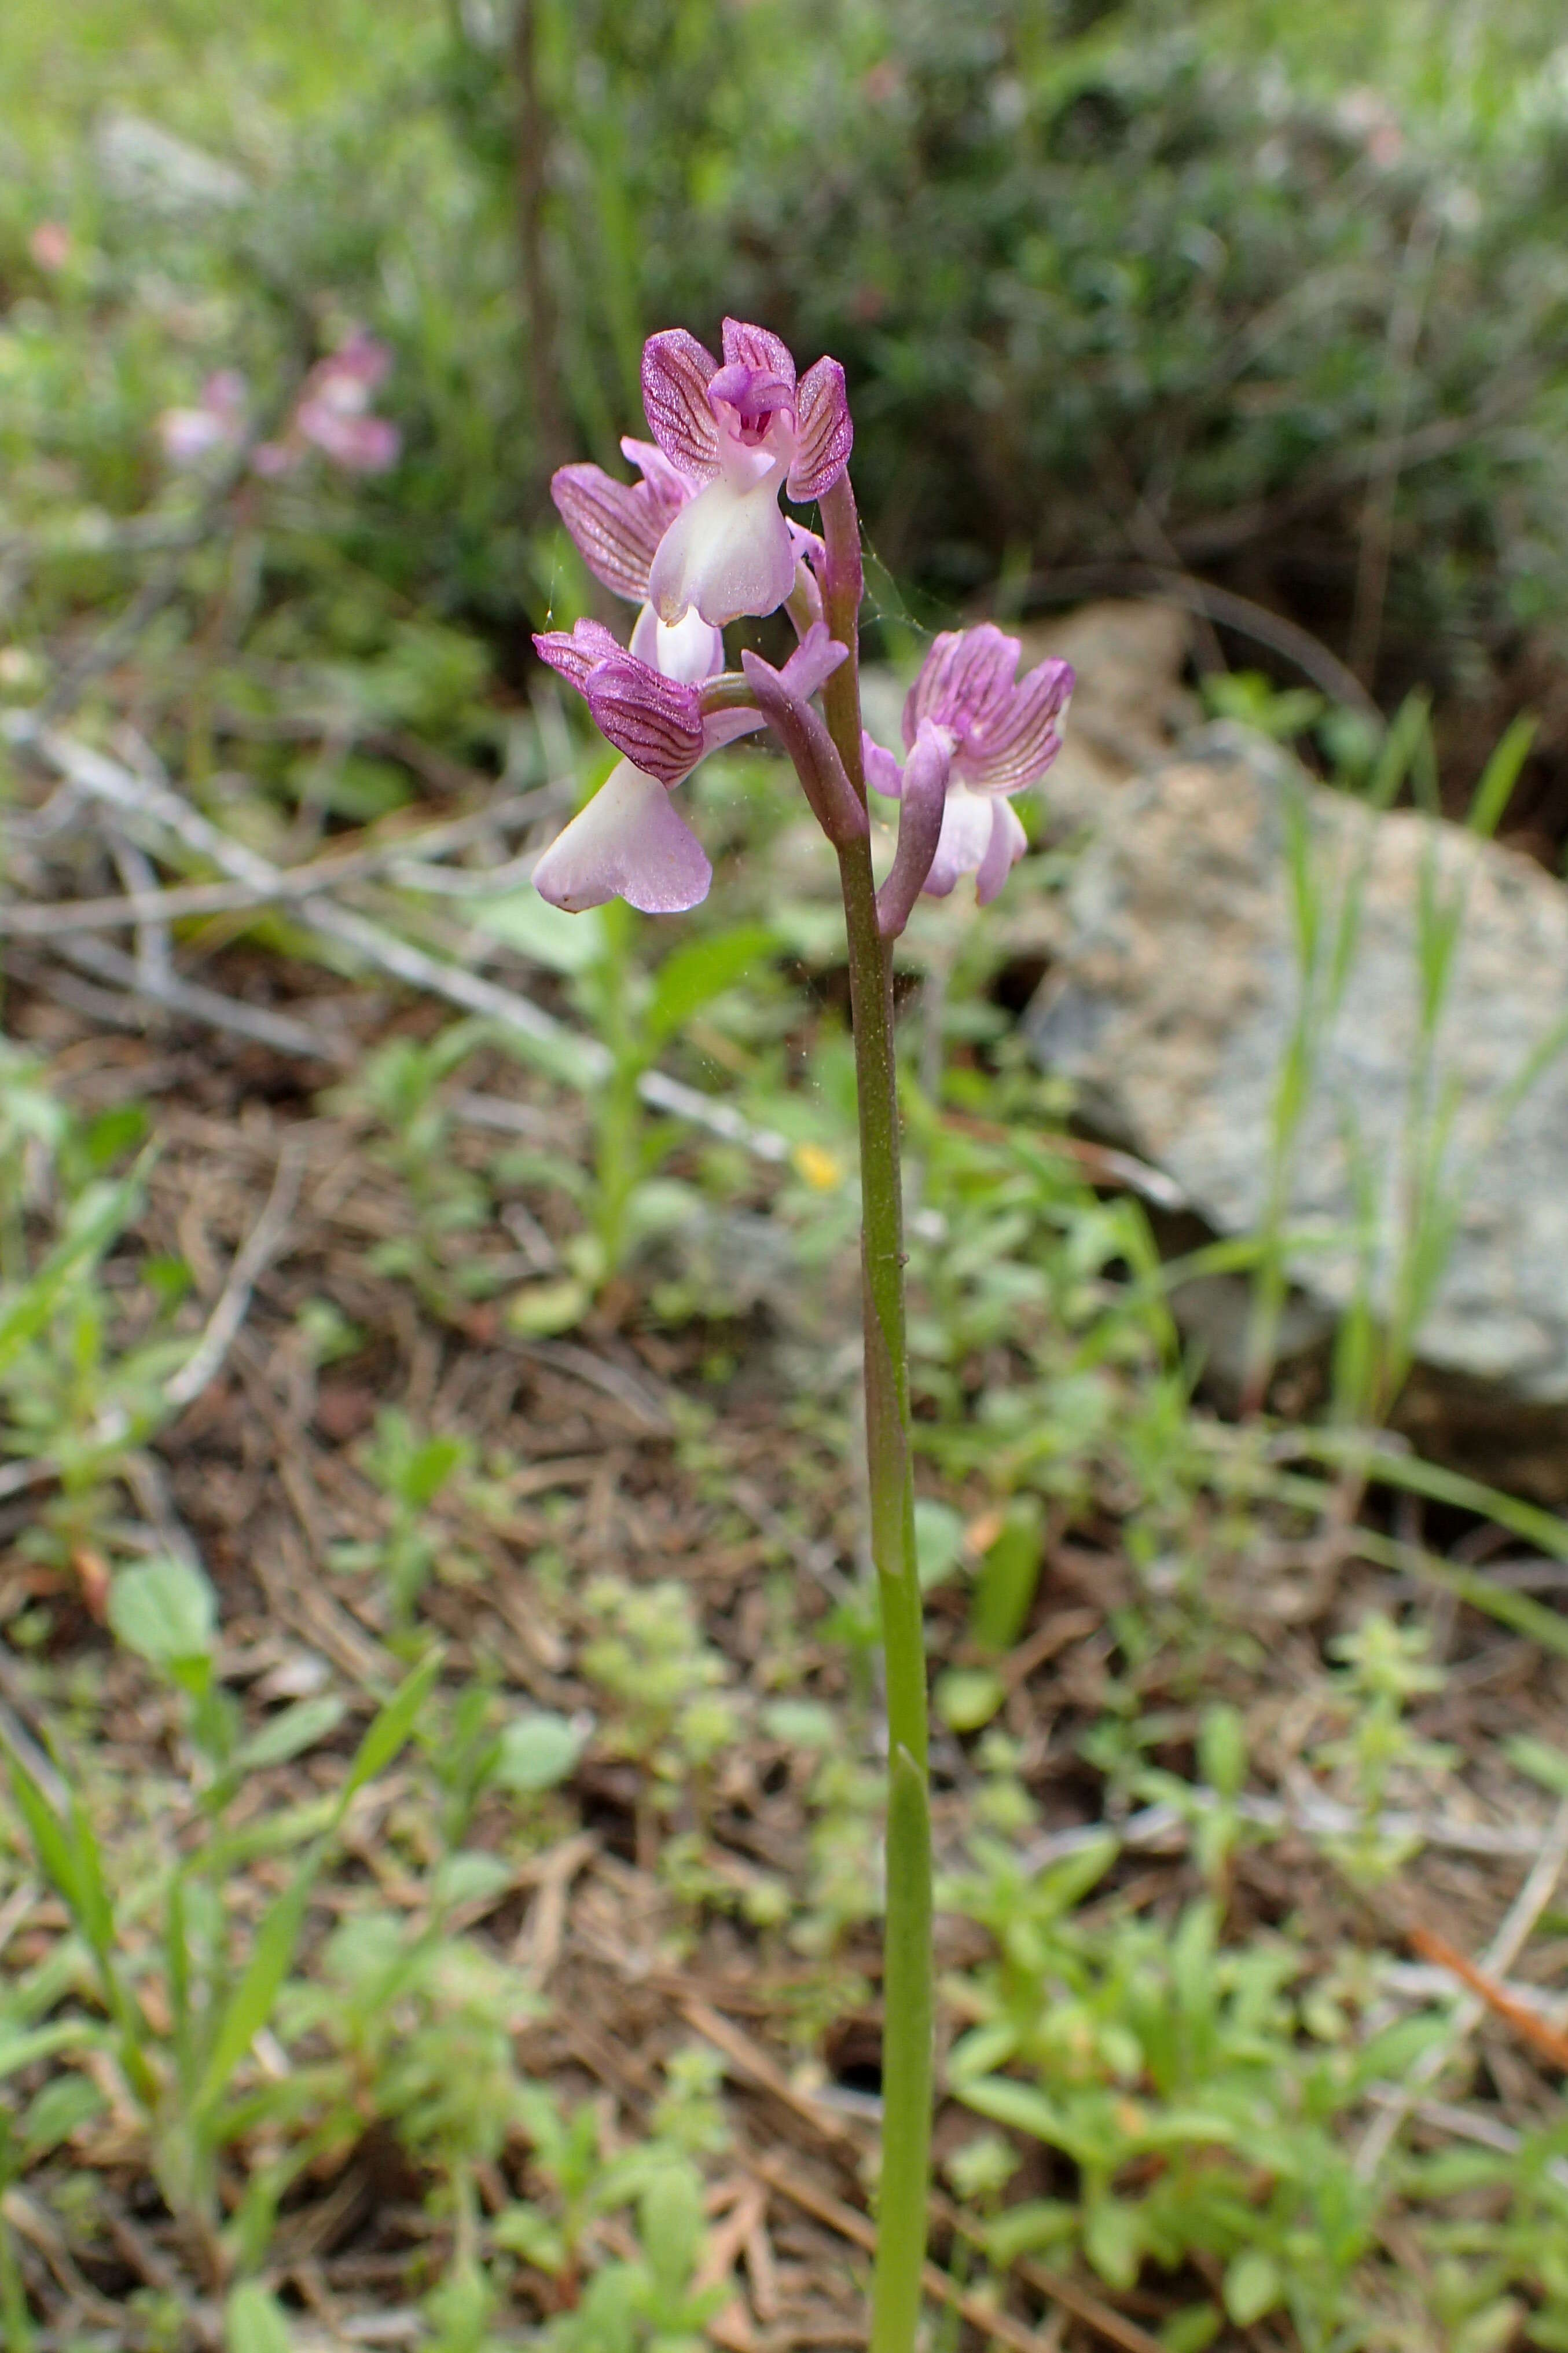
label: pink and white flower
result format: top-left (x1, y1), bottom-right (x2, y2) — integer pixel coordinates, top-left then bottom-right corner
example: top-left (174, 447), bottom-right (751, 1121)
top-left (865, 625), bottom-right (1074, 910)
top-left (530, 618), bottom-right (846, 915)
top-left (550, 439), bottom-right (724, 684)
top-left (637, 318), bottom-right (853, 629)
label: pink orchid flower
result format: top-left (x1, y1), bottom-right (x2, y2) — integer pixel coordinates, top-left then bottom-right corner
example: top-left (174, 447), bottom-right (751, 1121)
top-left (637, 318), bottom-right (852, 629)
top-left (254, 331), bottom-right (401, 478)
top-left (158, 369), bottom-right (248, 467)
top-left (550, 438), bottom-right (724, 685)
top-left (864, 625), bottom-right (1074, 911)
top-left (530, 618), bottom-right (846, 915)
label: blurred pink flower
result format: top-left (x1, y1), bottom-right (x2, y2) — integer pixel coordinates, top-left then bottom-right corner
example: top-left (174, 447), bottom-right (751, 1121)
top-left (254, 331), bottom-right (401, 478)
top-left (158, 369), bottom-right (248, 467)
top-left (28, 222), bottom-right (72, 273)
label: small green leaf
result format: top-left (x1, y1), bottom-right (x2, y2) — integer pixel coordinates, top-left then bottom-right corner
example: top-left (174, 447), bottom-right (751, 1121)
top-left (234, 1696), bottom-right (347, 1775)
top-left (493, 1710), bottom-right (585, 1793)
top-left (468, 889), bottom-right (605, 973)
top-left (967, 1494), bottom-right (1044, 1653)
top-left (336, 1651), bottom-right (442, 1811)
top-left (225, 2280), bottom-right (295, 2353)
top-left (935, 1667), bottom-right (1005, 1733)
top-left (759, 1699), bottom-right (836, 1749)
top-left (913, 1498), bottom-right (964, 1591)
top-left (108, 1558), bottom-right (216, 1666)
top-left (506, 1277), bottom-right (588, 1337)
top-left (493, 2202), bottom-right (568, 2275)
top-left (2, 1747), bottom-right (79, 1916)
top-left (21, 2073), bottom-right (104, 2160)
top-left (196, 1850), bottom-right (321, 2113)
top-left (1084, 2196), bottom-right (1142, 2290)
top-left (640, 2160), bottom-right (707, 2298)
top-left (1224, 2248), bottom-right (1281, 2327)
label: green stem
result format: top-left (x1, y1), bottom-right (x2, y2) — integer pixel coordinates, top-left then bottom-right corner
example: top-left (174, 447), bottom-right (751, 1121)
top-left (818, 473), bottom-right (932, 2353)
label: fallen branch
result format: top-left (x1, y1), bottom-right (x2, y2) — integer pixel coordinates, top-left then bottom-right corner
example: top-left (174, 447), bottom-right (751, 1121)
top-left (166, 1130), bottom-right (309, 1409)
top-left (2, 712), bottom-right (794, 1164)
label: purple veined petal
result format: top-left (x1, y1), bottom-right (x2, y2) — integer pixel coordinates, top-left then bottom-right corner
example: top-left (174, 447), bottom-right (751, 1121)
top-left (721, 318), bottom-right (797, 393)
top-left (533, 618), bottom-right (625, 695)
top-left (787, 356), bottom-right (853, 503)
top-left (904, 624), bottom-right (1023, 750)
top-left (533, 758), bottom-right (712, 915)
top-left (975, 796), bottom-right (1029, 906)
top-left (921, 782), bottom-right (997, 897)
top-left (776, 619), bottom-right (849, 704)
top-left (584, 654), bottom-right (704, 786)
top-left (958, 658), bottom-right (1075, 794)
top-left (641, 329), bottom-right (722, 482)
top-left (620, 435), bottom-right (693, 512)
top-left (552, 464), bottom-right (666, 603)
top-left (647, 473), bottom-right (798, 628)
top-left (862, 734), bottom-right (906, 800)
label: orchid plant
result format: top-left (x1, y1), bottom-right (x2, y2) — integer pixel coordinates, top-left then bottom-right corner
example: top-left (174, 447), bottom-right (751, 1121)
top-left (535, 317), bottom-right (1071, 2353)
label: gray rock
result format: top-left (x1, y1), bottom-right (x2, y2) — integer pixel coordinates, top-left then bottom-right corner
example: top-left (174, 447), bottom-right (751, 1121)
top-left (1027, 723), bottom-right (1568, 1488)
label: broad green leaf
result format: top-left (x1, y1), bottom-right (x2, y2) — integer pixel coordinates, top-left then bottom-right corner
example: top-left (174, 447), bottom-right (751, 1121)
top-left (645, 925), bottom-right (775, 1046)
top-left (108, 1558), bottom-right (216, 1667)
